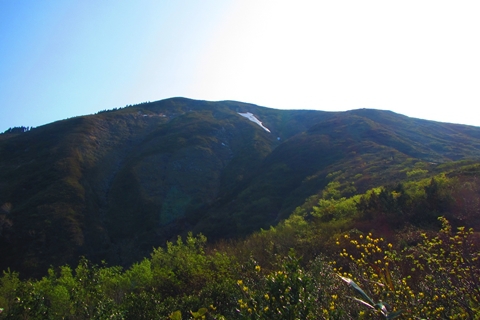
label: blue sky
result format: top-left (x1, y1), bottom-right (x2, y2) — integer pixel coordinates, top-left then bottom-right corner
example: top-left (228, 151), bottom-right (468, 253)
top-left (1, 1), bottom-right (480, 132)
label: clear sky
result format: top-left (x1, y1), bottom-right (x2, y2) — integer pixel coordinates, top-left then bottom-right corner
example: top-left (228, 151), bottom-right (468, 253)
top-left (1, 1), bottom-right (480, 132)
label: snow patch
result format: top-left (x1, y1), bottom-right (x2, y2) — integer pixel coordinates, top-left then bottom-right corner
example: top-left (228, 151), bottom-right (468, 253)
top-left (238, 112), bottom-right (271, 133)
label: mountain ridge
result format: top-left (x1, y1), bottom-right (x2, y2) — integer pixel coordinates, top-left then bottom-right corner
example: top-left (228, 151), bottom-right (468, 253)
top-left (2, 97), bottom-right (480, 277)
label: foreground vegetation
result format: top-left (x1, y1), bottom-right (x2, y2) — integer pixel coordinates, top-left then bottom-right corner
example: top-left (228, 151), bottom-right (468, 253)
top-left (2, 163), bottom-right (480, 319)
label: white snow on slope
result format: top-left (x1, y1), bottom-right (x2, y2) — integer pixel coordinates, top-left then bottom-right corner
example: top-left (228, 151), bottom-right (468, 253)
top-left (238, 112), bottom-right (271, 133)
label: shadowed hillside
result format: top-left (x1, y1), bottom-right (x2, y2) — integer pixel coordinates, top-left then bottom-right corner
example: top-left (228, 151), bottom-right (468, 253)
top-left (1, 97), bottom-right (480, 277)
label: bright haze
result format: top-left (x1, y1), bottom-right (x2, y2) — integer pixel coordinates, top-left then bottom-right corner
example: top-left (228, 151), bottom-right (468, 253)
top-left (1, 1), bottom-right (480, 132)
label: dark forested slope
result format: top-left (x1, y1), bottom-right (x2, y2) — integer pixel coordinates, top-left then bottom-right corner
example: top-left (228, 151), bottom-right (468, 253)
top-left (1, 97), bottom-right (480, 277)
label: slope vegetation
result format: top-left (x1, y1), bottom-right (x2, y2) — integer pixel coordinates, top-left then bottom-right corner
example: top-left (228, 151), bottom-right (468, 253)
top-left (1, 97), bottom-right (480, 277)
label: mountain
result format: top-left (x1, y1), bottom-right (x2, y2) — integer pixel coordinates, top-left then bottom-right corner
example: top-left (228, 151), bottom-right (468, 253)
top-left (1, 97), bottom-right (480, 277)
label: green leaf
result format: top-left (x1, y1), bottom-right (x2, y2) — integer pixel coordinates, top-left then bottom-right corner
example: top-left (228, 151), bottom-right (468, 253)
top-left (339, 275), bottom-right (376, 307)
top-left (384, 266), bottom-right (395, 291)
top-left (190, 307), bottom-right (208, 318)
top-left (169, 310), bottom-right (182, 320)
top-left (348, 296), bottom-right (375, 309)
top-left (374, 301), bottom-right (389, 316)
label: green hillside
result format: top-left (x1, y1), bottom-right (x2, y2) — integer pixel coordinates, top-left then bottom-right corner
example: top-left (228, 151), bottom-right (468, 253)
top-left (1, 160), bottom-right (480, 318)
top-left (2, 97), bottom-right (480, 279)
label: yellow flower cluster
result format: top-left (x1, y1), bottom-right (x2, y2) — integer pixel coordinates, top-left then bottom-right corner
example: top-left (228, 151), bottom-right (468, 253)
top-left (340, 232), bottom-right (426, 314)
top-left (335, 217), bottom-right (480, 318)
